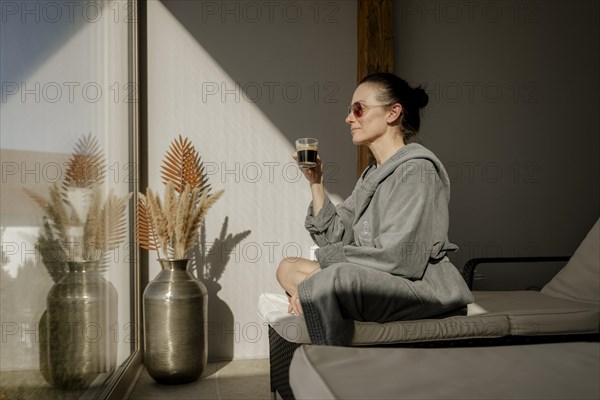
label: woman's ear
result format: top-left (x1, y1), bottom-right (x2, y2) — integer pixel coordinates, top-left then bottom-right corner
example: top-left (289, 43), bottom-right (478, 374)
top-left (387, 104), bottom-right (402, 124)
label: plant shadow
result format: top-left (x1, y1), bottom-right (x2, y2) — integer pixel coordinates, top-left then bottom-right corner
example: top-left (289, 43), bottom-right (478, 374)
top-left (190, 216), bottom-right (251, 361)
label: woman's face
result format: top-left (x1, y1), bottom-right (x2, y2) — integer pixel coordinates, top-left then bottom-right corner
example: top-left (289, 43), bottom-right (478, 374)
top-left (345, 83), bottom-right (394, 146)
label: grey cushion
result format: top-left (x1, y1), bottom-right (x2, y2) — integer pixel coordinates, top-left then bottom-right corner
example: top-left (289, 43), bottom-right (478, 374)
top-left (473, 290), bottom-right (600, 335)
top-left (258, 293), bottom-right (510, 344)
top-left (352, 308), bottom-right (509, 345)
top-left (542, 219), bottom-right (600, 304)
top-left (259, 288), bottom-right (599, 346)
top-left (290, 342), bottom-right (600, 399)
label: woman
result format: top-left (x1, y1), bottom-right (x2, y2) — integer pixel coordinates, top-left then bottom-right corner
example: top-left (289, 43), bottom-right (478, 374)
top-left (277, 73), bottom-right (473, 345)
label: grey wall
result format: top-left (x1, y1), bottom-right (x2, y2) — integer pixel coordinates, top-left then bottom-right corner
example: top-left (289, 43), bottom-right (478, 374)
top-left (393, 0), bottom-right (599, 287)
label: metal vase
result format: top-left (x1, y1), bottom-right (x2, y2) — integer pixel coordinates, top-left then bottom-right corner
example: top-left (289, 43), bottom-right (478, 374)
top-left (45, 261), bottom-right (118, 389)
top-left (143, 259), bottom-right (208, 384)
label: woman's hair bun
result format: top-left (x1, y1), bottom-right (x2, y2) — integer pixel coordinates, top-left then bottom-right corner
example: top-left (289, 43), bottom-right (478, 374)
top-left (412, 86), bottom-right (429, 109)
top-left (359, 73), bottom-right (428, 139)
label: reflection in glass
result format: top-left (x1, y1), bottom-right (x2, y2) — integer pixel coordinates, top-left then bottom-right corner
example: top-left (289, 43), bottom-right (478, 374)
top-left (25, 134), bottom-right (130, 389)
top-left (0, 0), bottom-right (137, 398)
top-left (45, 260), bottom-right (118, 389)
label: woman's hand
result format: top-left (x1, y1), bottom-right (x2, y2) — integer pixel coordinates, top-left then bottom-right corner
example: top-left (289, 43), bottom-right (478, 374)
top-left (288, 292), bottom-right (303, 315)
top-left (292, 153), bottom-right (323, 186)
top-left (292, 151), bottom-right (325, 219)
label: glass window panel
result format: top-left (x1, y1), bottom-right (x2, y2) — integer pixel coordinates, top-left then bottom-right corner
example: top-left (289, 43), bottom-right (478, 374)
top-left (0, 1), bottom-right (138, 398)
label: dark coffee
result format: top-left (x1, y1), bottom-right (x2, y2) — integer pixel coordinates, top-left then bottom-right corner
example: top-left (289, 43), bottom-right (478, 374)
top-left (297, 147), bottom-right (318, 167)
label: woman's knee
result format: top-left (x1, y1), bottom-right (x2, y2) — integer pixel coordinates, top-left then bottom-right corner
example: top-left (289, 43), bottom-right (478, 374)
top-left (275, 257), bottom-right (294, 285)
top-left (276, 257), bottom-right (315, 286)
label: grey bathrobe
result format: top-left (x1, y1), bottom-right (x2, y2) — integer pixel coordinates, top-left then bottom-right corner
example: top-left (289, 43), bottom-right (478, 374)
top-left (297, 143), bottom-right (473, 346)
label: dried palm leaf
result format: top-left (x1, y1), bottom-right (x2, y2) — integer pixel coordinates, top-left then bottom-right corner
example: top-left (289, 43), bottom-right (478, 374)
top-left (62, 133), bottom-right (106, 191)
top-left (161, 135), bottom-right (211, 195)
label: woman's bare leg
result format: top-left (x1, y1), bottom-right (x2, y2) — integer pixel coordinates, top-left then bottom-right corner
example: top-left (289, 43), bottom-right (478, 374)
top-left (276, 257), bottom-right (320, 314)
top-left (276, 257), bottom-right (320, 296)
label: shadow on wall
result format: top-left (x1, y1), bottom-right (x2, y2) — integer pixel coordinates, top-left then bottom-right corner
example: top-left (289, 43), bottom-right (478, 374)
top-left (158, 0), bottom-right (357, 199)
top-left (192, 218), bottom-right (251, 360)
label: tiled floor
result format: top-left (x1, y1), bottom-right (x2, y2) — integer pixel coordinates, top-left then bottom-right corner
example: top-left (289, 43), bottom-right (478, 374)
top-left (126, 359), bottom-right (272, 400)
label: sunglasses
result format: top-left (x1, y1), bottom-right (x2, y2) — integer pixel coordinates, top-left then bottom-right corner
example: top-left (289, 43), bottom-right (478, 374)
top-left (348, 102), bottom-right (393, 118)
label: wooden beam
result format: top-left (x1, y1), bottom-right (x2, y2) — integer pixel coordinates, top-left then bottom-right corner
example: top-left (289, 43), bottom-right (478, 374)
top-left (356, 0), bottom-right (394, 176)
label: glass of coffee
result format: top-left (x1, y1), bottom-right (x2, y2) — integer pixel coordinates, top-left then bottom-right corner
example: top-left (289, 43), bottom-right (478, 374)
top-left (295, 138), bottom-right (318, 168)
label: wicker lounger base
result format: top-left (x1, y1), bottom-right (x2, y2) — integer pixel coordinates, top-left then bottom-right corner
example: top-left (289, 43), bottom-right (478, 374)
top-left (269, 326), bottom-right (301, 400)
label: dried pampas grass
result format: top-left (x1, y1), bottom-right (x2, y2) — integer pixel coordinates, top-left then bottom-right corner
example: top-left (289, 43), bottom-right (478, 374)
top-left (25, 134), bottom-right (131, 273)
top-left (137, 136), bottom-right (223, 260)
